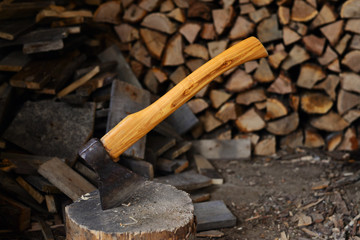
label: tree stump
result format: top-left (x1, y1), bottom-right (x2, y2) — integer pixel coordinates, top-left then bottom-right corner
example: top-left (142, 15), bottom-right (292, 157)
top-left (65, 181), bottom-right (195, 239)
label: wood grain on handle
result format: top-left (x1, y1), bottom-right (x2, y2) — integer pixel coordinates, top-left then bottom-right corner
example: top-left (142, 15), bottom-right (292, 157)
top-left (101, 37), bottom-right (268, 160)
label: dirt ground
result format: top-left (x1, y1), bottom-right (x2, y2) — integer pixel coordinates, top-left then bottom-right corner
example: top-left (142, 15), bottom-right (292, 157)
top-left (203, 150), bottom-right (360, 240)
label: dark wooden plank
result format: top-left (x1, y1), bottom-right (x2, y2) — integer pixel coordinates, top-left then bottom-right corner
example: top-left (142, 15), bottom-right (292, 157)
top-left (154, 170), bottom-right (212, 191)
top-left (163, 141), bottom-right (192, 159)
top-left (0, 18), bottom-right (35, 40)
top-left (23, 39), bottom-right (64, 54)
top-left (194, 200), bottom-right (236, 232)
top-left (106, 80), bottom-right (150, 159)
top-left (73, 162), bottom-right (98, 186)
top-left (121, 158), bottom-right (154, 180)
top-left (157, 158), bottom-right (189, 173)
top-left (0, 1), bottom-right (52, 20)
top-left (3, 100), bottom-right (95, 164)
top-left (0, 82), bottom-right (13, 132)
top-left (0, 51), bottom-right (30, 72)
top-left (191, 139), bottom-right (251, 160)
top-left (146, 133), bottom-right (177, 157)
top-left (164, 103), bottom-right (199, 135)
top-left (98, 45), bottom-right (142, 88)
top-left (0, 194), bottom-right (31, 231)
top-left (23, 175), bottom-right (61, 194)
top-left (193, 154), bottom-right (223, 184)
top-left (0, 153), bottom-right (51, 175)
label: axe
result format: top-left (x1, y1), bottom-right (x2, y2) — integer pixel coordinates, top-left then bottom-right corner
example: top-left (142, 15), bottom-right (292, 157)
top-left (79, 37), bottom-right (268, 210)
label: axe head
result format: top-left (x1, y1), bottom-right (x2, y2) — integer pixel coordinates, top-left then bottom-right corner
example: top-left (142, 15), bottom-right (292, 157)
top-left (78, 138), bottom-right (145, 210)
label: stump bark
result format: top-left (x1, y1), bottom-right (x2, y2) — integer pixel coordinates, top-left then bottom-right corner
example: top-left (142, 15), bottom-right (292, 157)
top-left (65, 181), bottom-right (195, 239)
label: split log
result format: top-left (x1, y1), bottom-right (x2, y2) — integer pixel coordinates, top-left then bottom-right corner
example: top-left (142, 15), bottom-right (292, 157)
top-left (267, 73), bottom-right (295, 94)
top-left (187, 1), bottom-right (211, 20)
top-left (320, 20), bottom-right (344, 46)
top-left (335, 34), bottom-right (352, 55)
top-left (310, 3), bottom-right (337, 29)
top-left (337, 89), bottom-right (360, 115)
top-left (291, 0), bottom-right (317, 22)
top-left (278, 6), bottom-right (290, 25)
top-left (225, 69), bottom-right (254, 92)
top-left (200, 23), bottom-right (216, 40)
top-left (265, 98), bottom-right (288, 120)
top-left (240, 3), bottom-right (255, 15)
top-left (280, 130), bottom-right (303, 149)
top-left (130, 41), bottom-right (151, 67)
top-left (209, 89), bottom-right (231, 109)
top-left (257, 14), bottom-right (282, 43)
top-left (162, 34), bottom-right (184, 66)
top-left (254, 135), bottom-right (276, 156)
top-left (170, 65), bottom-right (189, 84)
top-left (151, 67), bottom-right (168, 83)
top-left (268, 50), bottom-right (288, 69)
top-left (342, 50), bottom-right (360, 72)
top-left (65, 183), bottom-right (195, 239)
top-left (345, 19), bottom-right (360, 34)
top-left (115, 24), bottom-right (139, 43)
top-left (302, 34), bottom-right (325, 56)
top-left (139, 0), bottom-right (161, 12)
top-left (318, 46), bottom-right (337, 66)
top-left (186, 59), bottom-right (205, 72)
top-left (289, 22), bottom-right (308, 36)
top-left (212, 7), bottom-right (234, 35)
top-left (200, 111), bottom-right (223, 132)
top-left (160, 0), bottom-right (175, 12)
top-left (301, 92), bottom-right (333, 114)
top-left (191, 138), bottom-right (251, 160)
top-left (140, 28), bottom-right (167, 60)
top-left (340, 72), bottom-right (360, 94)
top-left (251, 0), bottom-right (273, 6)
top-left (304, 129), bottom-right (324, 148)
top-left (184, 44), bottom-right (209, 60)
top-left (235, 108), bottom-right (265, 132)
top-left (244, 60), bottom-right (258, 73)
top-left (254, 58), bottom-right (275, 83)
top-left (167, 8), bottom-right (186, 23)
top-left (93, 1), bottom-right (122, 24)
top-left (141, 13), bottom-right (177, 34)
top-left (341, 0), bottom-right (360, 18)
top-left (343, 109), bottom-right (360, 124)
top-left (283, 26), bottom-right (301, 46)
top-left (123, 4), bottom-right (147, 23)
top-left (282, 45), bottom-right (310, 70)
top-left (215, 102), bottom-right (240, 123)
top-left (337, 127), bottom-right (358, 151)
top-left (326, 132), bottom-right (343, 151)
top-left (289, 94), bottom-right (300, 112)
top-left (193, 154), bottom-right (223, 185)
top-left (187, 98), bottom-right (209, 114)
top-left (297, 63), bottom-right (326, 89)
top-left (207, 40), bottom-right (228, 59)
top-left (266, 112), bottom-right (299, 135)
top-left (229, 16), bottom-right (254, 40)
top-left (249, 7), bottom-right (270, 23)
top-left (236, 88), bottom-right (267, 105)
top-left (310, 111), bottom-right (349, 132)
top-left (313, 74), bottom-right (340, 100)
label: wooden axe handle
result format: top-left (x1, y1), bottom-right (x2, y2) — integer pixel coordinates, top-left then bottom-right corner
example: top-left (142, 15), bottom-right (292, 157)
top-left (101, 37), bottom-right (268, 160)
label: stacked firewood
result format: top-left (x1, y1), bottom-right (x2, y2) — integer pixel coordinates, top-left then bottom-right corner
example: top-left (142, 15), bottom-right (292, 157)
top-left (93, 0), bottom-right (360, 155)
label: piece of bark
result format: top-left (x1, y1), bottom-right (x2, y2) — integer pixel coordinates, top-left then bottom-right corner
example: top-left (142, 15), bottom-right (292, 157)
top-left (0, 194), bottom-right (31, 231)
top-left (314, 74), bottom-right (340, 100)
top-left (184, 44), bottom-right (209, 60)
top-left (342, 50), bottom-right (360, 72)
top-left (302, 34), bottom-right (326, 56)
top-left (257, 14), bottom-right (282, 43)
top-left (249, 7), bottom-right (270, 23)
top-left (209, 89), bottom-right (231, 109)
top-left (310, 111), bottom-right (349, 132)
top-left (212, 6), bottom-right (234, 35)
top-left (304, 129), bottom-right (324, 148)
top-left (283, 26), bottom-right (301, 46)
top-left (254, 58), bottom-right (275, 83)
top-left (0, 51), bottom-right (30, 72)
top-left (193, 154), bottom-right (223, 185)
top-left (345, 19), bottom-right (360, 34)
top-left (192, 138), bottom-right (251, 160)
top-left (310, 3), bottom-right (337, 29)
top-left (167, 8), bottom-right (186, 23)
top-left (115, 24), bottom-right (139, 43)
top-left (188, 98), bottom-right (209, 114)
top-left (200, 111), bottom-right (222, 133)
top-left (121, 158), bottom-right (154, 180)
top-left (225, 69), bottom-right (254, 92)
top-left (155, 170), bottom-right (212, 191)
top-left (141, 13), bottom-right (177, 34)
top-left (297, 63), bottom-right (326, 89)
top-left (163, 141), bottom-right (192, 159)
top-left (194, 200), bottom-right (236, 232)
top-left (320, 20), bottom-right (344, 46)
top-left (236, 87), bottom-right (267, 105)
top-left (200, 23), bottom-right (216, 40)
top-left (254, 135), bottom-right (276, 156)
top-left (291, 0), bottom-right (318, 22)
top-left (38, 158), bottom-right (96, 201)
top-left (265, 98), bottom-right (288, 120)
top-left (326, 132), bottom-right (343, 151)
top-left (337, 127), bottom-right (358, 151)
top-left (267, 112), bottom-right (299, 135)
top-left (278, 6), bottom-right (290, 25)
top-left (337, 89), bottom-right (360, 115)
top-left (335, 34), bottom-right (352, 55)
top-left (235, 108), bottom-right (265, 132)
top-left (66, 183), bottom-right (195, 239)
top-left (340, 72), bottom-right (360, 94)
top-left (215, 102), bottom-right (239, 123)
top-left (131, 41), bottom-right (151, 67)
top-left (207, 40), bottom-right (228, 59)
top-left (139, 0), bottom-right (160, 11)
top-left (267, 73), bottom-right (295, 94)
top-left (16, 177), bottom-right (44, 204)
top-left (341, 0), bottom-right (360, 18)
top-left (268, 50), bottom-right (288, 69)
top-left (244, 60), bottom-right (259, 73)
top-left (93, 1), bottom-right (121, 24)
top-left (282, 45), bottom-right (310, 70)
top-left (162, 34), bottom-right (184, 66)
top-left (240, 3), bottom-right (255, 15)
top-left (140, 28), bottom-right (167, 60)
top-left (45, 195), bottom-right (57, 213)
top-left (187, 1), bottom-right (211, 20)
top-left (301, 92), bottom-right (333, 114)
top-left (343, 109), bottom-right (360, 124)
top-left (228, 16), bottom-right (254, 40)
top-left (170, 65), bottom-right (189, 84)
top-left (161, 0), bottom-right (175, 12)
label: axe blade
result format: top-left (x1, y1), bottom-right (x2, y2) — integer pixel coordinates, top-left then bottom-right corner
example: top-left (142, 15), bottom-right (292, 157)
top-left (78, 138), bottom-right (145, 210)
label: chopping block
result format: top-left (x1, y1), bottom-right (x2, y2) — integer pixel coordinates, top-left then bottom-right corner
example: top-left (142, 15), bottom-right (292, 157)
top-left (65, 181), bottom-right (195, 240)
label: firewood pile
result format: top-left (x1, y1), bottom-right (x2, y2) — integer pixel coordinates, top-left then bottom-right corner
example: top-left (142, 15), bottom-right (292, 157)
top-left (0, 0), bottom-right (360, 238)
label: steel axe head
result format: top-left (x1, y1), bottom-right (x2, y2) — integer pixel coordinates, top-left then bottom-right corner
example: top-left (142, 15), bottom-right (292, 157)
top-left (78, 138), bottom-right (145, 210)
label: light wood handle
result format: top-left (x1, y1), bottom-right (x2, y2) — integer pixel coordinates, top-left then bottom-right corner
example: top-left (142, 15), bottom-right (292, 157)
top-left (101, 37), bottom-right (268, 160)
